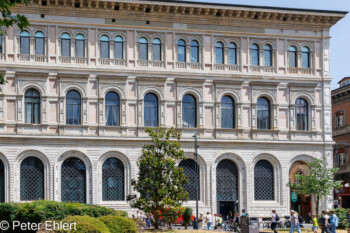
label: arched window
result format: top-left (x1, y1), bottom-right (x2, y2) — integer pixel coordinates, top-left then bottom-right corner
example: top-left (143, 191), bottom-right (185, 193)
top-left (0, 160), bottom-right (4, 202)
top-left (179, 159), bottom-right (199, 201)
top-left (229, 42), bottom-right (237, 65)
top-left (75, 34), bottom-right (85, 57)
top-left (295, 98), bottom-right (308, 131)
top-left (25, 89), bottom-right (40, 124)
top-left (182, 94), bottom-right (196, 128)
top-left (216, 42), bottom-right (224, 64)
top-left (221, 96), bottom-right (234, 129)
top-left (144, 93), bottom-right (158, 127)
top-left (289, 46), bottom-right (297, 68)
top-left (105, 92), bottom-right (120, 126)
top-left (61, 33), bottom-right (71, 57)
top-left (139, 37), bottom-right (148, 61)
top-left (264, 44), bottom-right (272, 66)
top-left (66, 90), bottom-right (81, 125)
top-left (302, 46), bottom-right (310, 68)
top-left (102, 157), bottom-right (124, 201)
top-left (114, 36), bottom-right (123, 59)
top-left (191, 40), bottom-right (199, 63)
top-left (152, 38), bottom-right (161, 61)
top-left (100, 35), bottom-right (110, 59)
top-left (251, 44), bottom-right (259, 66)
top-left (20, 157), bottom-right (44, 201)
top-left (61, 157), bottom-right (86, 203)
top-left (257, 97), bottom-right (270, 130)
top-left (35, 31), bottom-right (45, 55)
top-left (177, 39), bottom-right (186, 62)
top-left (20, 31), bottom-right (30, 54)
top-left (254, 160), bottom-right (274, 200)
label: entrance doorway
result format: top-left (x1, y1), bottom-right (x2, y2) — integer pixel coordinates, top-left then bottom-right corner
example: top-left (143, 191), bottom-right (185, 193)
top-left (216, 159), bottom-right (238, 219)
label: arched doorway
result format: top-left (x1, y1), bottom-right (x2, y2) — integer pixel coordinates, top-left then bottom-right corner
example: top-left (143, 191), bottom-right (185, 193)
top-left (289, 161), bottom-right (311, 219)
top-left (216, 159), bottom-right (238, 217)
top-left (61, 157), bottom-right (86, 203)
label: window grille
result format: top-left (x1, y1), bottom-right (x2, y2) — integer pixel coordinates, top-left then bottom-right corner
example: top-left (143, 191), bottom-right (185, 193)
top-left (254, 160), bottom-right (274, 200)
top-left (216, 159), bottom-right (238, 203)
top-left (61, 157), bottom-right (86, 203)
top-left (20, 157), bottom-right (44, 201)
top-left (179, 159), bottom-right (200, 200)
top-left (0, 160), bottom-right (4, 202)
top-left (102, 158), bottom-right (124, 201)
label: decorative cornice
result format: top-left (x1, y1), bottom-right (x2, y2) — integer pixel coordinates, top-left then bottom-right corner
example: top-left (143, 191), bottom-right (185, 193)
top-left (13, 0), bottom-right (346, 30)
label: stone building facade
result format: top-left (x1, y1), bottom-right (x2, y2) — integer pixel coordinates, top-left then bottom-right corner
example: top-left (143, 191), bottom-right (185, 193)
top-left (0, 0), bottom-right (345, 218)
top-left (332, 77), bottom-right (350, 208)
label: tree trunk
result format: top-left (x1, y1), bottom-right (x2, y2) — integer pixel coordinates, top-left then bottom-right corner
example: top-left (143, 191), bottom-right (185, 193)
top-left (185, 222), bottom-right (188, 229)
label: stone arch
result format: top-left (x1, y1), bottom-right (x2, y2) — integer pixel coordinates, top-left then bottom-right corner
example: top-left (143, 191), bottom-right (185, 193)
top-left (20, 83), bottom-right (46, 96)
top-left (217, 90), bottom-right (240, 103)
top-left (102, 86), bottom-right (125, 99)
top-left (178, 88), bottom-right (202, 101)
top-left (97, 151), bottom-right (131, 203)
top-left (291, 93), bottom-right (315, 106)
top-left (252, 153), bottom-right (283, 203)
top-left (61, 84), bottom-right (86, 97)
top-left (254, 92), bottom-right (277, 105)
top-left (140, 87), bottom-right (164, 100)
top-left (54, 150), bottom-right (93, 203)
top-left (212, 152), bottom-right (247, 214)
top-left (15, 150), bottom-right (50, 202)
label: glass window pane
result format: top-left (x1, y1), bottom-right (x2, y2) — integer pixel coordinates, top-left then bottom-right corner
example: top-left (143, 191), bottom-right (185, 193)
top-left (295, 98), bottom-right (308, 130)
top-left (76, 34), bottom-right (84, 40)
top-left (25, 89), bottom-right (40, 124)
top-left (114, 42), bottom-right (123, 59)
top-left (251, 44), bottom-right (259, 66)
top-left (105, 92), bottom-right (120, 126)
top-left (139, 38), bottom-right (148, 60)
top-left (221, 96), bottom-right (234, 129)
top-left (264, 45), bottom-right (272, 66)
top-left (75, 39), bottom-right (85, 57)
top-left (144, 93), bottom-right (158, 127)
top-left (178, 40), bottom-right (186, 62)
top-left (61, 39), bottom-right (71, 56)
top-left (182, 94), bottom-right (196, 128)
top-left (101, 41), bottom-right (109, 58)
top-left (216, 42), bottom-right (224, 64)
top-left (229, 44), bottom-right (236, 65)
top-left (191, 40), bottom-right (199, 63)
top-left (66, 90), bottom-right (81, 125)
top-left (115, 36), bottom-right (123, 42)
top-left (35, 38), bottom-right (44, 55)
top-left (20, 36), bottom-right (30, 54)
top-left (153, 44), bottom-right (161, 61)
top-left (61, 33), bottom-right (70, 39)
top-left (257, 97), bottom-right (270, 130)
top-left (302, 52), bottom-right (309, 68)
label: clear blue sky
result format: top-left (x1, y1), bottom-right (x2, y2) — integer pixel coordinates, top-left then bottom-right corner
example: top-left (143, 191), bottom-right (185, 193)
top-left (185, 0), bottom-right (350, 90)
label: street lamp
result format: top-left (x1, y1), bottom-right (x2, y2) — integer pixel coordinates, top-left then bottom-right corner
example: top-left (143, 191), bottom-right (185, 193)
top-left (193, 133), bottom-right (199, 230)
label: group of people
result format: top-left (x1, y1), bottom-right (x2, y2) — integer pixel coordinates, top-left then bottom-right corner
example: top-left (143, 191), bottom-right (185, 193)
top-left (193, 212), bottom-right (224, 230)
top-left (133, 211), bottom-right (153, 229)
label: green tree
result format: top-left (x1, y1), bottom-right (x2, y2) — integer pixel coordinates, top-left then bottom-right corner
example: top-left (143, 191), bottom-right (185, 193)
top-left (287, 155), bottom-right (343, 217)
top-left (183, 207), bottom-right (193, 229)
top-left (0, 0), bottom-right (31, 89)
top-left (127, 127), bottom-right (189, 229)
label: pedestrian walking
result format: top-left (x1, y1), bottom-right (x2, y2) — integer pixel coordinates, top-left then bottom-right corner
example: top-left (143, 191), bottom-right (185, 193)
top-left (329, 210), bottom-right (338, 233)
top-left (217, 214), bottom-right (223, 231)
top-left (312, 214), bottom-right (318, 233)
top-left (320, 210), bottom-right (330, 233)
top-left (198, 213), bottom-right (204, 230)
top-left (234, 212), bottom-right (240, 232)
top-left (289, 210), bottom-right (301, 233)
top-left (271, 210), bottom-right (279, 233)
top-left (206, 212), bottom-right (213, 230)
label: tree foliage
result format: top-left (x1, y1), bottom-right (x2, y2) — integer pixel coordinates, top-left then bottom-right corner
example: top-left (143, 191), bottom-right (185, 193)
top-left (287, 155), bottom-right (343, 217)
top-left (0, 0), bottom-right (31, 89)
top-left (127, 127), bottom-right (189, 229)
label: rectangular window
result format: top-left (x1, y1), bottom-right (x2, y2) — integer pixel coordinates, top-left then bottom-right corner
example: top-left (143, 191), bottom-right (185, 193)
top-left (106, 105), bottom-right (119, 126)
top-left (100, 41), bottom-right (109, 58)
top-left (191, 47), bottom-right (198, 63)
top-left (152, 44), bottom-right (161, 61)
top-left (302, 53), bottom-right (309, 68)
top-left (229, 49), bottom-right (236, 65)
top-left (264, 51), bottom-right (272, 66)
top-left (35, 37), bottom-right (45, 55)
top-left (216, 48), bottom-right (223, 64)
top-left (139, 43), bottom-right (148, 60)
top-left (289, 52), bottom-right (296, 67)
top-left (335, 112), bottom-right (344, 127)
top-left (20, 37), bottom-right (30, 54)
top-left (114, 42), bottom-right (123, 59)
top-left (251, 50), bottom-right (259, 66)
top-left (178, 46), bottom-right (185, 62)
top-left (61, 39), bottom-right (71, 56)
top-left (75, 40), bottom-right (85, 57)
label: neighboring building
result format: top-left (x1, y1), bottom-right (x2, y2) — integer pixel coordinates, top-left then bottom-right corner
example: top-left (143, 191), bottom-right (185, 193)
top-left (332, 77), bottom-right (350, 208)
top-left (0, 0), bottom-right (345, 218)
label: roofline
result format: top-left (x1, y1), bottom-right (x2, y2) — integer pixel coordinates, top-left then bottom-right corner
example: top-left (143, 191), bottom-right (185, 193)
top-left (338, 77), bottom-right (350, 84)
top-left (144, 0), bottom-right (348, 15)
